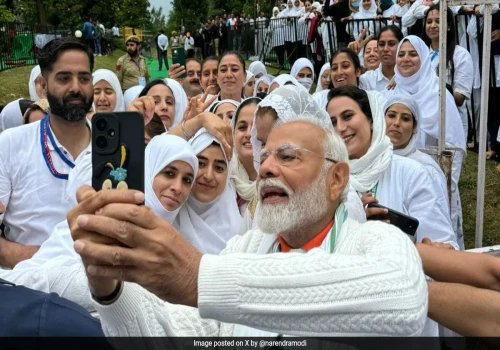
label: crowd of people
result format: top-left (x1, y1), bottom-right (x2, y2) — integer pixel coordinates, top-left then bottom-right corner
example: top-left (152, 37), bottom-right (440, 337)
top-left (0, 0), bottom-right (500, 340)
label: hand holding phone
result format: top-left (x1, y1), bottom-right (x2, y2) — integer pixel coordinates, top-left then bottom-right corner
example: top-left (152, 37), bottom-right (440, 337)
top-left (92, 112), bottom-right (145, 194)
top-left (367, 203), bottom-right (419, 239)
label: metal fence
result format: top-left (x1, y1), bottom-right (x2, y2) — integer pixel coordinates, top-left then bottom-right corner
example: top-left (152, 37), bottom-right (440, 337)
top-left (0, 22), bottom-right (73, 72)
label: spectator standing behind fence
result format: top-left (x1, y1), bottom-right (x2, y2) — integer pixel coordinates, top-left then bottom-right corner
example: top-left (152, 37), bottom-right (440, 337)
top-left (202, 23), bottom-right (212, 58)
top-left (112, 25), bottom-right (120, 37)
top-left (219, 18), bottom-right (227, 54)
top-left (94, 20), bottom-right (104, 57)
top-left (82, 17), bottom-right (94, 52)
top-left (194, 30), bottom-right (204, 60)
top-left (116, 36), bottom-right (150, 91)
top-left (210, 20), bottom-right (220, 57)
top-left (185, 33), bottom-right (195, 59)
top-left (157, 30), bottom-right (169, 71)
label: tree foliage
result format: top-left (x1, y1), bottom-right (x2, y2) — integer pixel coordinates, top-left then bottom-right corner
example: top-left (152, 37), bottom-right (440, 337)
top-left (0, 0), bottom-right (15, 22)
top-left (166, 0), bottom-right (207, 34)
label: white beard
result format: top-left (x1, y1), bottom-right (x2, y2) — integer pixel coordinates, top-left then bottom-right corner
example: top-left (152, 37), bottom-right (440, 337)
top-left (257, 166), bottom-right (329, 236)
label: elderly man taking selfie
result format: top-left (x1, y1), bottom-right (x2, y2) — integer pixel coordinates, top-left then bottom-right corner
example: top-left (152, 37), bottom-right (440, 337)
top-left (68, 116), bottom-right (427, 337)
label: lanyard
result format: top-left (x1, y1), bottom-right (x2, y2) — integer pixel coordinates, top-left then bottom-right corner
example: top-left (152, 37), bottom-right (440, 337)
top-left (430, 49), bottom-right (439, 62)
top-left (39, 115), bottom-right (75, 180)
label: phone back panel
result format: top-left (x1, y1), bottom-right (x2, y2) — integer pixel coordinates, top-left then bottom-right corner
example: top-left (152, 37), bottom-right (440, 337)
top-left (172, 47), bottom-right (187, 78)
top-left (91, 112), bottom-right (145, 194)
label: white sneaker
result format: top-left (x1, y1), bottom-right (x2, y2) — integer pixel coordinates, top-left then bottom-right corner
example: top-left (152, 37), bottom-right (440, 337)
top-left (98, 54), bottom-right (102, 56)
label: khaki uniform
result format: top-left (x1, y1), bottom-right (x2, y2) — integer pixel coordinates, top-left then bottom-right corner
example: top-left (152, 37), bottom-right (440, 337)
top-left (116, 54), bottom-right (150, 91)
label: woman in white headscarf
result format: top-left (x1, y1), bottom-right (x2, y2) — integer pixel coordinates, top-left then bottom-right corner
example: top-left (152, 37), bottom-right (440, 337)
top-left (253, 75), bottom-right (273, 98)
top-left (349, 0), bottom-right (379, 39)
top-left (28, 65), bottom-right (46, 102)
top-left (315, 63), bottom-right (332, 93)
top-left (248, 61), bottom-right (267, 79)
top-left (242, 71), bottom-right (255, 98)
top-left (0, 133), bottom-right (199, 312)
top-left (230, 97), bottom-right (261, 215)
top-left (175, 129), bottom-right (241, 254)
top-left (327, 86), bottom-right (457, 248)
top-left (210, 99), bottom-right (240, 125)
top-left (383, 95), bottom-right (449, 212)
top-left (290, 57), bottom-right (315, 92)
top-left (244, 85), bottom-right (366, 232)
top-left (134, 78), bottom-right (188, 130)
top-left (268, 74), bottom-right (303, 93)
top-left (383, 35), bottom-right (465, 249)
top-left (268, 7), bottom-right (286, 67)
top-left (92, 69), bottom-right (125, 113)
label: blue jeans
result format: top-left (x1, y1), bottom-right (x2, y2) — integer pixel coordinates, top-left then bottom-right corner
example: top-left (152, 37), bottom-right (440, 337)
top-left (94, 38), bottom-right (101, 55)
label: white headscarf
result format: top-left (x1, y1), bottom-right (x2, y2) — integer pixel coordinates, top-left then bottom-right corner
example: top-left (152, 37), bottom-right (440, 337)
top-left (245, 70), bottom-right (255, 85)
top-left (383, 95), bottom-right (422, 157)
top-left (248, 61), bottom-right (267, 78)
top-left (123, 85), bottom-right (144, 109)
top-left (272, 6), bottom-right (280, 18)
top-left (230, 98), bottom-right (261, 202)
top-left (312, 2), bottom-right (322, 12)
top-left (92, 69), bottom-right (125, 112)
top-left (358, 0), bottom-right (378, 18)
top-left (251, 85), bottom-right (333, 170)
top-left (145, 134), bottom-right (199, 223)
top-left (211, 99), bottom-right (241, 114)
top-left (175, 129), bottom-right (241, 254)
top-left (348, 91), bottom-right (393, 193)
top-left (385, 35), bottom-right (465, 151)
top-left (0, 98), bottom-right (23, 133)
top-left (29, 65), bottom-right (42, 102)
top-left (290, 58), bottom-right (315, 92)
top-left (253, 75), bottom-right (273, 96)
top-left (163, 78), bottom-right (188, 130)
top-left (270, 74), bottom-right (303, 90)
top-left (315, 63), bottom-right (331, 93)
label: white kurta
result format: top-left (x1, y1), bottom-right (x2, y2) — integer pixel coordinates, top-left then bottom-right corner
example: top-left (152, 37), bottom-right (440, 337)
top-left (375, 155), bottom-right (457, 248)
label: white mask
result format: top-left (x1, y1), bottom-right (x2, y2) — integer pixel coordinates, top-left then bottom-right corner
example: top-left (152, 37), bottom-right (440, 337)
top-left (297, 77), bottom-right (313, 92)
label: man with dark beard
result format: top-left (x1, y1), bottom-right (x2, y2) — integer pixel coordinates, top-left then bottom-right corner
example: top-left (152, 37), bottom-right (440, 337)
top-left (0, 37), bottom-right (94, 268)
top-left (116, 36), bottom-right (150, 92)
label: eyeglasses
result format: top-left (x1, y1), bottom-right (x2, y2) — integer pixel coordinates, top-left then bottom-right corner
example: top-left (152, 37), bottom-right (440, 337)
top-left (257, 144), bottom-right (337, 167)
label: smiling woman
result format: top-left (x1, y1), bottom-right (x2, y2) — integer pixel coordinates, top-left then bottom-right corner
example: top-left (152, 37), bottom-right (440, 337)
top-left (147, 134), bottom-right (199, 221)
top-left (174, 129), bottom-right (242, 254)
top-left (138, 78), bottom-right (187, 130)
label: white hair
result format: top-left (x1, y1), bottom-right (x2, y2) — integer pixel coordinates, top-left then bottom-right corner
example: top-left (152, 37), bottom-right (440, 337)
top-left (275, 114), bottom-right (350, 202)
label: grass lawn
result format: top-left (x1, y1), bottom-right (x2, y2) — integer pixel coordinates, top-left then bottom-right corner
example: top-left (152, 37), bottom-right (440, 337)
top-left (1, 52), bottom-right (499, 249)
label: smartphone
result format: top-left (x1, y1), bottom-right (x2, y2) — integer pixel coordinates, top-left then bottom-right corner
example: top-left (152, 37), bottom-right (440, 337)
top-left (367, 203), bottom-right (419, 240)
top-left (171, 47), bottom-right (186, 79)
top-left (92, 112), bottom-right (145, 194)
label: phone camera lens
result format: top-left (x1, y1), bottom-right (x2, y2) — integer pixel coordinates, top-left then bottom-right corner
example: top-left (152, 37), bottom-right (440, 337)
top-left (96, 118), bottom-right (108, 132)
top-left (96, 135), bottom-right (108, 150)
top-left (108, 129), bottom-right (116, 137)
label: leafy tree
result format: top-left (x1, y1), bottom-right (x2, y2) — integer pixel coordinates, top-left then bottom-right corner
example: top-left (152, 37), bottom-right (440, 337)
top-left (148, 6), bottom-right (167, 33)
top-left (0, 0), bottom-right (15, 22)
top-left (166, 0), bottom-right (207, 34)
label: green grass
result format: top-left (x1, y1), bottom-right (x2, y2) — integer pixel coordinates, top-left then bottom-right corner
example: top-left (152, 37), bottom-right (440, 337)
top-left (1, 54), bottom-right (499, 249)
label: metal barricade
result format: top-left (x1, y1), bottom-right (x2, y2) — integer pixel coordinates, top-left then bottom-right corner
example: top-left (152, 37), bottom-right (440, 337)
top-left (0, 22), bottom-right (73, 72)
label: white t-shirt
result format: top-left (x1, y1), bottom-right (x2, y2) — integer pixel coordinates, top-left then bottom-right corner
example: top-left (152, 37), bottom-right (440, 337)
top-left (0, 119), bottom-right (91, 246)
